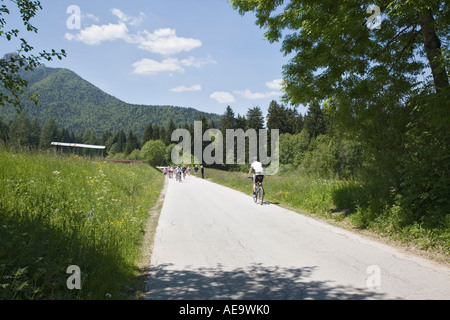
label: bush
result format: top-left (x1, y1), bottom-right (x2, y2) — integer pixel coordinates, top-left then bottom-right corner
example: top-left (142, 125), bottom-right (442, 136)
top-left (301, 135), bottom-right (338, 178)
top-left (127, 149), bottom-right (142, 161)
top-left (141, 140), bottom-right (167, 167)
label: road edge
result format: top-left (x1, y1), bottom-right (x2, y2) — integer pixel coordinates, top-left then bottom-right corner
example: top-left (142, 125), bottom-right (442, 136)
top-left (134, 175), bottom-right (169, 300)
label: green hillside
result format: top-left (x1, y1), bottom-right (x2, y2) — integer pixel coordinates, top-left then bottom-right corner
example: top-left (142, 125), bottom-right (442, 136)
top-left (1, 65), bottom-right (221, 135)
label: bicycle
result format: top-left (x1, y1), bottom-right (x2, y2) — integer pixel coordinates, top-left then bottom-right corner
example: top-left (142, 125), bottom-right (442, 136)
top-left (249, 176), bottom-right (264, 205)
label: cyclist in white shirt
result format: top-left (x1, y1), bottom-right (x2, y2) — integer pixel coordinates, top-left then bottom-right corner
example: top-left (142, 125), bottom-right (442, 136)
top-left (248, 157), bottom-right (264, 196)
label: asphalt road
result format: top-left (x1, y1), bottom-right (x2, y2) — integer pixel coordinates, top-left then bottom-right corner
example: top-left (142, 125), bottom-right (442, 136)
top-left (145, 174), bottom-right (450, 300)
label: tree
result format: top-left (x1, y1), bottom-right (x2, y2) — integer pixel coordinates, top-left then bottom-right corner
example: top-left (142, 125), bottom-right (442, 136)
top-left (230, 0), bottom-right (449, 174)
top-left (167, 119), bottom-right (177, 143)
top-left (40, 117), bottom-right (59, 148)
top-left (0, 117), bottom-right (9, 142)
top-left (29, 118), bottom-right (40, 148)
top-left (113, 130), bottom-right (127, 153)
top-left (286, 107), bottom-right (304, 134)
top-left (304, 100), bottom-right (327, 140)
top-left (143, 124), bottom-right (153, 144)
top-left (159, 126), bottom-right (168, 145)
top-left (230, 0), bottom-right (448, 168)
top-left (124, 130), bottom-right (140, 155)
top-left (230, 1), bottom-right (448, 103)
top-left (220, 106), bottom-right (236, 133)
top-left (267, 100), bottom-right (304, 134)
top-left (279, 129), bottom-right (310, 167)
top-left (151, 125), bottom-right (160, 141)
top-left (234, 114), bottom-right (246, 131)
top-left (82, 128), bottom-right (98, 146)
top-left (0, 1), bottom-right (66, 112)
top-left (266, 100), bottom-right (287, 132)
top-left (100, 131), bottom-right (112, 146)
top-left (218, 106), bottom-right (238, 169)
top-left (9, 113), bottom-right (32, 146)
top-left (141, 139), bottom-right (167, 167)
top-left (246, 106), bottom-right (265, 130)
top-left (198, 114), bottom-right (210, 131)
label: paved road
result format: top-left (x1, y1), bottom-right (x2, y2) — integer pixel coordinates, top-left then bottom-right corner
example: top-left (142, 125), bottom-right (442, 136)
top-left (145, 175), bottom-right (450, 300)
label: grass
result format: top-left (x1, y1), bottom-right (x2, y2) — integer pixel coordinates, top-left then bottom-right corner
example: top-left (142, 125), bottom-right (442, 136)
top-left (205, 168), bottom-right (449, 261)
top-left (0, 148), bottom-right (164, 299)
top-left (205, 168), bottom-right (361, 216)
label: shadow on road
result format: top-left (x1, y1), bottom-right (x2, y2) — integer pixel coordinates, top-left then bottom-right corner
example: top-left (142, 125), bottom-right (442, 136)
top-left (144, 263), bottom-right (386, 300)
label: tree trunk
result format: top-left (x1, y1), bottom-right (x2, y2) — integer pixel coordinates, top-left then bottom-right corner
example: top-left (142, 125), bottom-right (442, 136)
top-left (419, 9), bottom-right (449, 93)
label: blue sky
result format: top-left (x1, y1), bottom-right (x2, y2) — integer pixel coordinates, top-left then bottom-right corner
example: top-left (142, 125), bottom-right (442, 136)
top-left (3, 0), bottom-right (307, 117)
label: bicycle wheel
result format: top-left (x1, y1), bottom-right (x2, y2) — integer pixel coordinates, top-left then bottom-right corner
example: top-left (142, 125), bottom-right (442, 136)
top-left (253, 187), bottom-right (258, 203)
top-left (259, 186), bottom-right (264, 205)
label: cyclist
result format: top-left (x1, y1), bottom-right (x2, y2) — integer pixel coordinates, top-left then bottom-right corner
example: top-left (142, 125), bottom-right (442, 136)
top-left (247, 156), bottom-right (264, 196)
top-left (176, 165), bottom-right (182, 182)
top-left (194, 165), bottom-right (199, 176)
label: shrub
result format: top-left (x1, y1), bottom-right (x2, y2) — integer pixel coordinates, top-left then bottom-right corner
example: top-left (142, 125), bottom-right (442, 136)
top-left (141, 140), bottom-right (166, 167)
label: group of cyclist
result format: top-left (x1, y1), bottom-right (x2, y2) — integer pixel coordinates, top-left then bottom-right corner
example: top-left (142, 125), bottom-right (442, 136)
top-left (163, 164), bottom-right (204, 182)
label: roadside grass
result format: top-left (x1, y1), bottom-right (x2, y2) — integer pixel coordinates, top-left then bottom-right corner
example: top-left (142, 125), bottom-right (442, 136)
top-left (205, 168), bottom-right (449, 260)
top-left (0, 148), bottom-right (164, 299)
top-left (205, 168), bottom-right (363, 217)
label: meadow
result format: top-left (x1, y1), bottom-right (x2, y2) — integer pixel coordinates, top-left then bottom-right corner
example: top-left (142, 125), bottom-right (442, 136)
top-left (0, 148), bottom-right (164, 299)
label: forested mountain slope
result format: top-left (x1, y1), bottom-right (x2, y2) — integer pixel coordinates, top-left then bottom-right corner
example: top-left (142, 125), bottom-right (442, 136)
top-left (1, 65), bottom-right (221, 135)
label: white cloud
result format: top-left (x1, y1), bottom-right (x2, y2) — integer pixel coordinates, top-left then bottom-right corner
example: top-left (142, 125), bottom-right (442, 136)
top-left (135, 28), bottom-right (202, 55)
top-left (64, 33), bottom-right (75, 41)
top-left (111, 8), bottom-right (145, 27)
top-left (66, 9), bottom-right (201, 56)
top-left (170, 85), bottom-right (202, 92)
top-left (179, 55), bottom-right (216, 68)
top-left (210, 92), bottom-right (235, 104)
top-left (132, 57), bottom-right (215, 75)
top-left (234, 89), bottom-right (280, 99)
top-left (83, 13), bottom-right (100, 23)
top-left (65, 9), bottom-right (212, 76)
top-left (266, 79), bottom-right (283, 90)
top-left (132, 58), bottom-right (184, 75)
top-left (65, 22), bottom-right (130, 45)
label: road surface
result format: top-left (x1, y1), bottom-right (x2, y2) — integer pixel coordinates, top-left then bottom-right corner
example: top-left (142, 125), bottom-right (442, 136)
top-left (145, 175), bottom-right (450, 300)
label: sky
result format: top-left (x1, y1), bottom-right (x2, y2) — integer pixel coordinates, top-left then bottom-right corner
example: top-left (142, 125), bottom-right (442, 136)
top-left (2, 0), bottom-right (307, 118)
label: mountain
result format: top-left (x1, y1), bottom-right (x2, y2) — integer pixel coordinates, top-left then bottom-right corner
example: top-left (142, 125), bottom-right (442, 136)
top-left (0, 65), bottom-right (222, 135)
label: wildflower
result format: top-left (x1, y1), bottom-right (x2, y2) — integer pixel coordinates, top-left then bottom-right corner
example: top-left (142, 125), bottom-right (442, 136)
top-left (53, 171), bottom-right (60, 175)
